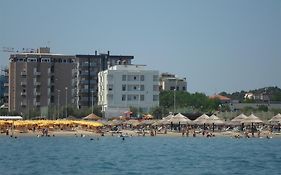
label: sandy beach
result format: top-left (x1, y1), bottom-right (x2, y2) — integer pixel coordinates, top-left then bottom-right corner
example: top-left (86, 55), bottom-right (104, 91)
top-left (2, 128), bottom-right (280, 139)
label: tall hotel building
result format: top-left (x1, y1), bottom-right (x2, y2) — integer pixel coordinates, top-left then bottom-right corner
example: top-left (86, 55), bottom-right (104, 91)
top-left (98, 64), bottom-right (159, 118)
top-left (8, 48), bottom-right (134, 115)
top-left (74, 51), bottom-right (133, 109)
top-left (8, 47), bottom-right (75, 115)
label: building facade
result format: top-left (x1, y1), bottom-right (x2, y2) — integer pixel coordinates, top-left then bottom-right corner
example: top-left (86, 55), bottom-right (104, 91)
top-left (98, 64), bottom-right (159, 118)
top-left (159, 73), bottom-right (187, 91)
top-left (8, 47), bottom-right (75, 115)
top-left (74, 51), bottom-right (133, 109)
top-left (0, 68), bottom-right (9, 108)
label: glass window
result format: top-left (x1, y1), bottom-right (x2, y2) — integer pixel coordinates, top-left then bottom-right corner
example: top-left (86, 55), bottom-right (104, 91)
top-left (122, 95), bottom-right (126, 101)
top-left (153, 75), bottom-right (159, 82)
top-left (153, 85), bottom-right (159, 91)
top-left (153, 95), bottom-right (159, 101)
top-left (122, 75), bottom-right (126, 81)
top-left (140, 95), bottom-right (144, 101)
top-left (140, 75), bottom-right (145, 81)
top-left (122, 85), bottom-right (126, 91)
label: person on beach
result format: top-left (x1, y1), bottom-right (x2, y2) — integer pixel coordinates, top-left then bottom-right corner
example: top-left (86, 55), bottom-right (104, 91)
top-left (6, 128), bottom-right (9, 136)
top-left (186, 129), bottom-right (189, 137)
top-left (193, 130), bottom-right (196, 137)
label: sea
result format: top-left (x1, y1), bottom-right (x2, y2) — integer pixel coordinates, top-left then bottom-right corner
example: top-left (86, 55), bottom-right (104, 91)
top-left (0, 136), bottom-right (280, 175)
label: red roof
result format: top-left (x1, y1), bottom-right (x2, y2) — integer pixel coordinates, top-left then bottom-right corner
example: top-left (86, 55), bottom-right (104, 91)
top-left (209, 94), bottom-right (231, 101)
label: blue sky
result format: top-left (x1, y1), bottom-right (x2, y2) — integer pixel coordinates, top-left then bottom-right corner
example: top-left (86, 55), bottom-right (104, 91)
top-left (1, 0), bottom-right (280, 95)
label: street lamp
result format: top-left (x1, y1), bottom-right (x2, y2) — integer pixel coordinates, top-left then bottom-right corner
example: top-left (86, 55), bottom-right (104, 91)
top-left (173, 88), bottom-right (176, 115)
top-left (57, 90), bottom-right (60, 119)
top-left (65, 87), bottom-right (68, 118)
top-left (91, 90), bottom-right (94, 114)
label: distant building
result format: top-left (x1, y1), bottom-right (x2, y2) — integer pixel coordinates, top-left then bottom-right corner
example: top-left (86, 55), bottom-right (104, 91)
top-left (244, 92), bottom-right (270, 102)
top-left (0, 68), bottom-right (9, 108)
top-left (8, 47), bottom-right (75, 115)
top-left (98, 64), bottom-right (159, 118)
top-left (159, 73), bottom-right (187, 91)
top-left (74, 51), bottom-right (134, 109)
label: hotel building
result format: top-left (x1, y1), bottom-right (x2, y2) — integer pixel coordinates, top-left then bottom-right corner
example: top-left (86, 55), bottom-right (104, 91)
top-left (98, 64), bottom-right (159, 118)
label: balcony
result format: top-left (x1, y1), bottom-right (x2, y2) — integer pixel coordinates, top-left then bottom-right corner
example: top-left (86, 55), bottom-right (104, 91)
top-left (21, 102), bottom-right (27, 106)
top-left (4, 92), bottom-right (9, 97)
top-left (21, 92), bottom-right (27, 96)
top-left (34, 92), bottom-right (41, 96)
top-left (21, 72), bottom-right (27, 76)
top-left (34, 72), bottom-right (41, 76)
top-left (4, 83), bottom-right (9, 87)
top-left (35, 102), bottom-right (40, 106)
top-left (34, 82), bottom-right (41, 86)
top-left (21, 81), bottom-right (27, 86)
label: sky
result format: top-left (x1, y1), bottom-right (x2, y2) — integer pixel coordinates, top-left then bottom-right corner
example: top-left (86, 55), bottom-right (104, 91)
top-left (0, 0), bottom-right (280, 95)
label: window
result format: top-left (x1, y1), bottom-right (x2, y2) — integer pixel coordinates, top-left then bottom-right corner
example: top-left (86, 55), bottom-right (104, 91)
top-left (122, 95), bottom-right (126, 101)
top-left (153, 75), bottom-right (159, 82)
top-left (51, 86), bottom-right (54, 93)
top-left (108, 84), bottom-right (113, 91)
top-left (153, 85), bottom-right (159, 91)
top-left (51, 96), bottom-right (54, 103)
top-left (122, 85), bottom-right (126, 91)
top-left (170, 86), bottom-right (175, 91)
top-left (122, 75), bottom-right (126, 81)
top-left (140, 75), bottom-right (145, 81)
top-left (140, 85), bottom-right (144, 91)
top-left (183, 87), bottom-right (186, 91)
top-left (153, 95), bottom-right (159, 101)
top-left (140, 95), bottom-right (144, 101)
top-left (108, 94), bottom-right (113, 101)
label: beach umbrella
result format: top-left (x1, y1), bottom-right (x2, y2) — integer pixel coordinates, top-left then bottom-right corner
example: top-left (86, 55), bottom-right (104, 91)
top-left (205, 114), bottom-right (224, 132)
top-left (206, 114), bottom-right (224, 125)
top-left (193, 114), bottom-right (209, 125)
top-left (269, 113), bottom-right (281, 132)
top-left (269, 113), bottom-right (281, 123)
top-left (241, 114), bottom-right (263, 124)
top-left (83, 113), bottom-right (101, 121)
top-left (230, 114), bottom-right (248, 125)
top-left (162, 114), bottom-right (174, 120)
top-left (168, 113), bottom-right (192, 125)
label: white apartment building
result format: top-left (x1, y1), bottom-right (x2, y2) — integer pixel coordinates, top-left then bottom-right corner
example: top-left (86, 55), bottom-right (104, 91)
top-left (159, 73), bottom-right (187, 91)
top-left (98, 64), bottom-right (159, 118)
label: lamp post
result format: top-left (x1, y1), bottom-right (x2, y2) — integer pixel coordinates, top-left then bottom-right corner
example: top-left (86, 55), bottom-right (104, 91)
top-left (173, 88), bottom-right (176, 115)
top-left (65, 87), bottom-right (68, 118)
top-left (91, 90), bottom-right (94, 114)
top-left (57, 90), bottom-right (60, 119)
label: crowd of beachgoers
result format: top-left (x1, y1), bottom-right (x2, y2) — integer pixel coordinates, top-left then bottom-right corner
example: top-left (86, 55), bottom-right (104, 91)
top-left (1, 113), bottom-right (281, 139)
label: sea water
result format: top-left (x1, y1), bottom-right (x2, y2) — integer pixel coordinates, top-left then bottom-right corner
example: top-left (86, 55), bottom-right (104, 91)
top-left (0, 136), bottom-right (280, 175)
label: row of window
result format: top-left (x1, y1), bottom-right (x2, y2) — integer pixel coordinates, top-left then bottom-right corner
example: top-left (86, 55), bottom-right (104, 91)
top-left (103, 94), bottom-right (159, 102)
top-left (105, 84), bottom-right (159, 91)
top-left (13, 57), bottom-right (74, 63)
